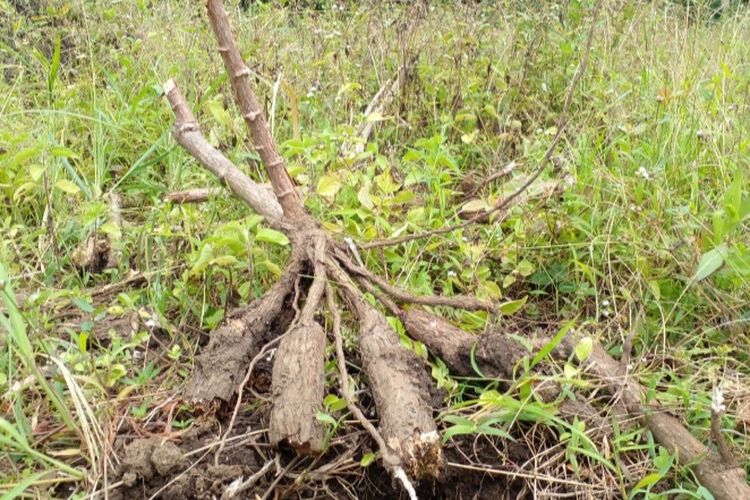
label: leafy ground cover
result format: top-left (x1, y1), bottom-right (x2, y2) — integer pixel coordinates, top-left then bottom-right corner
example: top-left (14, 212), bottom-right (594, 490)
top-left (1, 0), bottom-right (749, 498)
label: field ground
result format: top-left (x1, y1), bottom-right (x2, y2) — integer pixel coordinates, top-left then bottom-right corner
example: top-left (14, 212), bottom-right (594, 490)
top-left (1, 0), bottom-right (749, 498)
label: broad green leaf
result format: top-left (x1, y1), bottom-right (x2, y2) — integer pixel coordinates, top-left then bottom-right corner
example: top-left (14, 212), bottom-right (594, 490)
top-left (461, 130), bottom-right (478, 144)
top-left (695, 486), bottom-right (715, 500)
top-left (209, 255), bottom-right (238, 267)
top-left (323, 394), bottom-right (347, 412)
top-left (375, 168), bottom-right (400, 194)
top-left (475, 424), bottom-right (513, 439)
top-left (206, 98), bottom-right (233, 129)
top-left (71, 297), bottom-right (93, 314)
top-left (99, 221), bottom-right (121, 239)
top-left (724, 168), bottom-right (743, 220)
top-left (360, 452), bottom-right (376, 467)
top-left (461, 198), bottom-right (490, 213)
top-left (315, 412), bottom-right (337, 427)
top-left (29, 164), bottom-right (47, 182)
top-left (531, 319), bottom-right (575, 369)
top-left (317, 174), bottom-right (341, 199)
top-left (55, 179), bottom-right (81, 195)
top-left (336, 81), bottom-right (361, 98)
top-left (256, 227), bottom-right (289, 246)
top-left (693, 245), bottom-right (727, 282)
top-left (631, 472), bottom-right (662, 492)
top-left (190, 243), bottom-right (214, 275)
top-left (574, 337), bottom-right (593, 362)
top-left (498, 296), bottom-right (527, 315)
top-left (77, 332), bottom-right (89, 354)
top-left (357, 183), bottom-right (374, 210)
top-left (442, 424), bottom-right (476, 441)
top-left (47, 34), bottom-right (61, 96)
top-left (13, 182), bottom-right (38, 202)
top-left (50, 146), bottom-right (77, 158)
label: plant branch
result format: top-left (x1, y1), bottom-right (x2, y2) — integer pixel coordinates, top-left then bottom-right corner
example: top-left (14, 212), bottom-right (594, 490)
top-left (163, 79), bottom-right (284, 225)
top-left (205, 0), bottom-right (303, 217)
top-left (336, 249), bottom-right (497, 313)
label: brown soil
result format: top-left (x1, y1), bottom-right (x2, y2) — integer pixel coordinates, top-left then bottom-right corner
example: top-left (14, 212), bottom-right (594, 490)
top-left (111, 421), bottom-right (529, 499)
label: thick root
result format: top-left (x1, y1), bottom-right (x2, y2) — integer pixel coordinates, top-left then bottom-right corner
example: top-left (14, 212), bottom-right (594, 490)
top-left (186, 252), bottom-right (303, 402)
top-left (562, 337), bottom-right (750, 500)
top-left (268, 236), bottom-right (328, 454)
top-left (399, 308), bottom-right (526, 379)
top-left (357, 302), bottom-right (443, 478)
top-left (268, 321), bottom-right (326, 453)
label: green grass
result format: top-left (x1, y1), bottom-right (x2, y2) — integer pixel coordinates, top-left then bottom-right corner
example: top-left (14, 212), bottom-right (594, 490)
top-left (1, 0), bottom-right (748, 497)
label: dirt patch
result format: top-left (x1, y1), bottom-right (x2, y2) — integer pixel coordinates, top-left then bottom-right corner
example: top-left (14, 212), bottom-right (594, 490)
top-left (110, 400), bottom-right (543, 500)
top-left (113, 429), bottom-right (263, 500)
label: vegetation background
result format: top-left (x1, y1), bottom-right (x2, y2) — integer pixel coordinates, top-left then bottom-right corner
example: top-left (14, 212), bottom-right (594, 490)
top-left (1, 0), bottom-right (748, 498)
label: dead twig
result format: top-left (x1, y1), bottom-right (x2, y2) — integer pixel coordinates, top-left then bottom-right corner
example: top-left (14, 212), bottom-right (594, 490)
top-left (340, 57), bottom-right (417, 160)
top-left (460, 160), bottom-right (518, 200)
top-left (164, 187), bottom-right (222, 203)
top-left (221, 457), bottom-right (275, 499)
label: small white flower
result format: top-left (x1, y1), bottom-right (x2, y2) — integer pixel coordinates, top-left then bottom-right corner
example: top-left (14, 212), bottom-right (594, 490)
top-left (711, 386), bottom-right (726, 413)
top-left (601, 309), bottom-right (609, 317)
top-left (145, 318), bottom-right (159, 330)
top-left (637, 166), bottom-right (651, 180)
top-left (602, 299), bottom-right (610, 307)
top-left (447, 270), bottom-right (456, 278)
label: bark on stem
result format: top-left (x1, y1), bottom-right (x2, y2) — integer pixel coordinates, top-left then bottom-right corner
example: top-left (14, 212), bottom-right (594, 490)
top-left (164, 79), bottom-right (284, 225)
top-left (205, 0), bottom-right (303, 218)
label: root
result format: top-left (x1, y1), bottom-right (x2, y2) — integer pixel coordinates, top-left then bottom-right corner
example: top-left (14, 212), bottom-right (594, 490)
top-left (561, 335), bottom-right (750, 500)
top-left (268, 235), bottom-right (328, 453)
top-left (336, 249), bottom-right (497, 313)
top-left (329, 262), bottom-right (443, 479)
top-left (186, 248), bottom-right (304, 402)
top-left (325, 282), bottom-right (421, 498)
